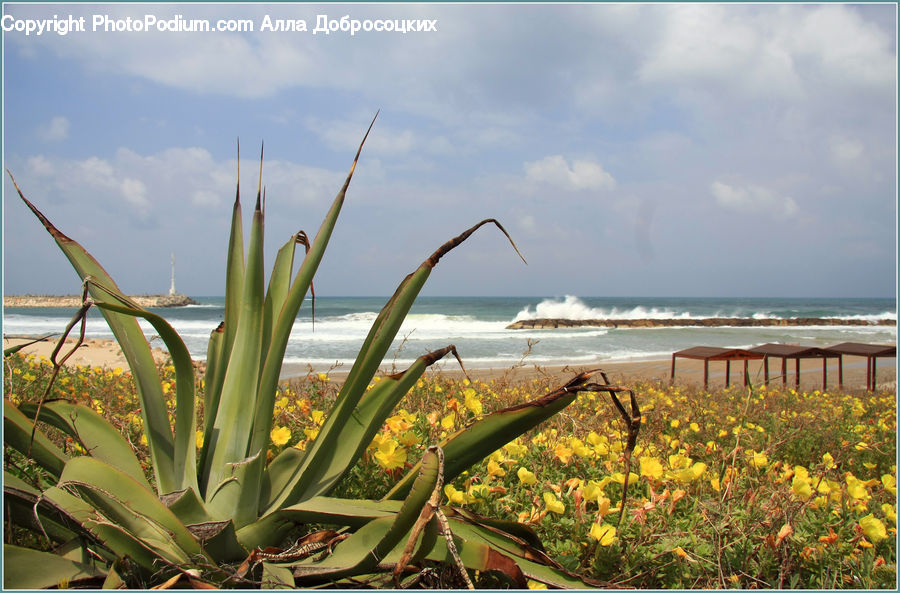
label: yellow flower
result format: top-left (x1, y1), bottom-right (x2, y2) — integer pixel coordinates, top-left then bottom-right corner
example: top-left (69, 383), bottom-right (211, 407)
top-left (589, 522), bottom-right (617, 545)
top-left (822, 452), bottom-right (836, 469)
top-left (467, 484), bottom-right (490, 500)
top-left (791, 475), bottom-right (812, 500)
top-left (444, 484), bottom-right (468, 505)
top-left (317, 372), bottom-right (329, 382)
top-left (689, 422), bottom-right (700, 433)
top-left (374, 439), bottom-right (407, 470)
top-left (397, 431), bottom-right (419, 448)
top-left (670, 419), bottom-right (680, 429)
top-left (139, 434), bottom-right (148, 447)
top-left (504, 440), bottom-right (528, 458)
top-left (859, 514), bottom-right (887, 543)
top-left (517, 467), bottom-right (537, 485)
top-left (640, 457), bottom-right (664, 481)
top-left (675, 462), bottom-right (707, 484)
top-left (311, 410), bottom-right (325, 426)
top-left (846, 475), bottom-right (870, 501)
top-left (882, 474), bottom-right (896, 496)
top-left (270, 426), bottom-right (291, 447)
top-left (195, 430), bottom-right (204, 449)
top-left (748, 451), bottom-right (769, 469)
top-left (463, 387), bottom-right (483, 415)
top-left (570, 437), bottom-right (592, 458)
top-left (487, 459), bottom-right (506, 478)
top-left (882, 504), bottom-right (896, 525)
top-left (668, 453), bottom-right (691, 470)
top-left (553, 443), bottom-right (574, 464)
top-left (527, 579), bottom-right (548, 589)
top-left (611, 472), bottom-right (639, 485)
top-left (543, 492), bottom-right (565, 514)
top-left (440, 412), bottom-right (456, 430)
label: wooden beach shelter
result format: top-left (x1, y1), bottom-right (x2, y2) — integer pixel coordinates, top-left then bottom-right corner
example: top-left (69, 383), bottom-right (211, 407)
top-left (747, 344), bottom-right (840, 390)
top-left (670, 346), bottom-right (764, 390)
top-left (824, 342), bottom-right (897, 391)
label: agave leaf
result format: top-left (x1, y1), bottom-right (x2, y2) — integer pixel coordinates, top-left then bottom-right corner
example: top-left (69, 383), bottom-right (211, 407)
top-left (3, 544), bottom-right (105, 589)
top-left (160, 487), bottom-right (214, 526)
top-left (89, 294), bottom-right (198, 492)
top-left (221, 145), bottom-right (245, 377)
top-left (8, 173), bottom-right (176, 494)
top-left (187, 520), bottom-right (247, 564)
top-left (261, 562), bottom-right (295, 589)
top-left (267, 220), bottom-right (523, 512)
top-left (260, 231), bottom-right (306, 367)
top-left (262, 346), bottom-right (463, 509)
top-left (424, 535), bottom-right (525, 588)
top-left (4, 400), bottom-right (68, 479)
top-left (55, 456), bottom-right (203, 565)
top-left (238, 496), bottom-right (402, 552)
top-left (204, 451), bottom-right (264, 528)
top-left (203, 190), bottom-right (265, 495)
top-left (289, 447), bottom-right (443, 583)
top-left (3, 471), bottom-right (79, 544)
top-left (199, 322), bottom-right (224, 475)
top-left (40, 485), bottom-right (173, 571)
top-left (249, 114), bottom-right (377, 458)
top-left (19, 400), bottom-right (149, 489)
top-left (386, 370), bottom-right (598, 500)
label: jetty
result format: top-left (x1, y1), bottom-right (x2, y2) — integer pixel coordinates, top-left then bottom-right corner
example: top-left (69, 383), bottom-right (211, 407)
top-left (506, 317), bottom-right (896, 330)
top-left (4, 294), bottom-right (199, 308)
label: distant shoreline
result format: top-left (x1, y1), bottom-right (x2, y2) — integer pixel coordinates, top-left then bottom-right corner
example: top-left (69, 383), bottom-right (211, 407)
top-left (4, 294), bottom-right (199, 308)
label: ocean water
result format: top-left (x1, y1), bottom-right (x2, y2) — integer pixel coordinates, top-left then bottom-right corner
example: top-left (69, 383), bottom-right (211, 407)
top-left (3, 296), bottom-right (896, 375)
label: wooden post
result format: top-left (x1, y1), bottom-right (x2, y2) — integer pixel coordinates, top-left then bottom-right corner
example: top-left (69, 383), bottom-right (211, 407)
top-left (822, 358), bottom-right (827, 390)
top-left (763, 356), bottom-right (770, 385)
top-left (725, 360), bottom-right (731, 388)
top-left (781, 358), bottom-right (787, 387)
top-left (795, 358), bottom-right (800, 388)
top-left (871, 356), bottom-right (878, 391)
top-left (838, 355), bottom-right (843, 390)
top-left (670, 354), bottom-right (676, 384)
top-left (703, 360), bottom-right (709, 390)
top-left (743, 359), bottom-right (749, 386)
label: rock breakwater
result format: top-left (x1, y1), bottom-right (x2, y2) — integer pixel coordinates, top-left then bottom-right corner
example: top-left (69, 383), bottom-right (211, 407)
top-left (4, 294), bottom-right (199, 308)
top-left (506, 317), bottom-right (896, 329)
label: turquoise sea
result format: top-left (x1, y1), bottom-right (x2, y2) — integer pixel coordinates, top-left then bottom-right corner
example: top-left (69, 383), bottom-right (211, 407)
top-left (3, 296), bottom-right (896, 376)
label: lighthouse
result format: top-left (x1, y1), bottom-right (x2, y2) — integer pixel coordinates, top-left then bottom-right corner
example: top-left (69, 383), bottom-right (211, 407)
top-left (169, 253), bottom-right (176, 296)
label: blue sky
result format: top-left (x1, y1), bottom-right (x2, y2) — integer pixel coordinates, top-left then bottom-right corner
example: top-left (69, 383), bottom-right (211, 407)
top-left (2, 2), bottom-right (897, 298)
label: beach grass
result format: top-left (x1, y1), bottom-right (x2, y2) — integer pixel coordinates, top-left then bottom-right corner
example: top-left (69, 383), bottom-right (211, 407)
top-left (4, 351), bottom-right (896, 588)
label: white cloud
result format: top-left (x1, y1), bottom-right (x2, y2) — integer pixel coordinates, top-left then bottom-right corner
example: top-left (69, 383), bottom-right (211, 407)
top-left (524, 155), bottom-right (616, 192)
top-left (830, 136), bottom-right (864, 165)
top-left (27, 155), bottom-right (54, 176)
top-left (37, 116), bottom-right (70, 142)
top-left (305, 117), bottom-right (415, 156)
top-left (639, 4), bottom-right (894, 102)
top-left (11, 145), bottom-right (351, 225)
top-left (711, 180), bottom-right (798, 220)
top-left (120, 178), bottom-right (150, 213)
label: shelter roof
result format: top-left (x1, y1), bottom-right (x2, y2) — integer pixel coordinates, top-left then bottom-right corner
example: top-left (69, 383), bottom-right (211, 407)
top-left (672, 346), bottom-right (764, 361)
top-left (824, 342), bottom-right (897, 357)
top-left (748, 343), bottom-right (838, 359)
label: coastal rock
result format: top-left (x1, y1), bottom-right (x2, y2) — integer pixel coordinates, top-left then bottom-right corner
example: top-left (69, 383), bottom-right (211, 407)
top-left (4, 293), bottom-right (199, 308)
top-left (505, 317), bottom-right (896, 330)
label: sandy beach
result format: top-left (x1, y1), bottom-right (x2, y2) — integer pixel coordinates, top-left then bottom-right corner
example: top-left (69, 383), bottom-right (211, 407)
top-left (5, 336), bottom-right (894, 392)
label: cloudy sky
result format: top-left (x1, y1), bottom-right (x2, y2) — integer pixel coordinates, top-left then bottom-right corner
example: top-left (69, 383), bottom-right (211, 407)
top-left (2, 2), bottom-right (896, 298)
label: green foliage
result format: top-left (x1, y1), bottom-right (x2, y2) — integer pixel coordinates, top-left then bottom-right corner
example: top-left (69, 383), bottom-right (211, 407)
top-left (3, 121), bottom-right (606, 588)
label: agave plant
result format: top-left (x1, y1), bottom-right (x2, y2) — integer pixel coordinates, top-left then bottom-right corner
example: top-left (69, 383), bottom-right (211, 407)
top-left (3, 118), bottom-right (640, 589)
